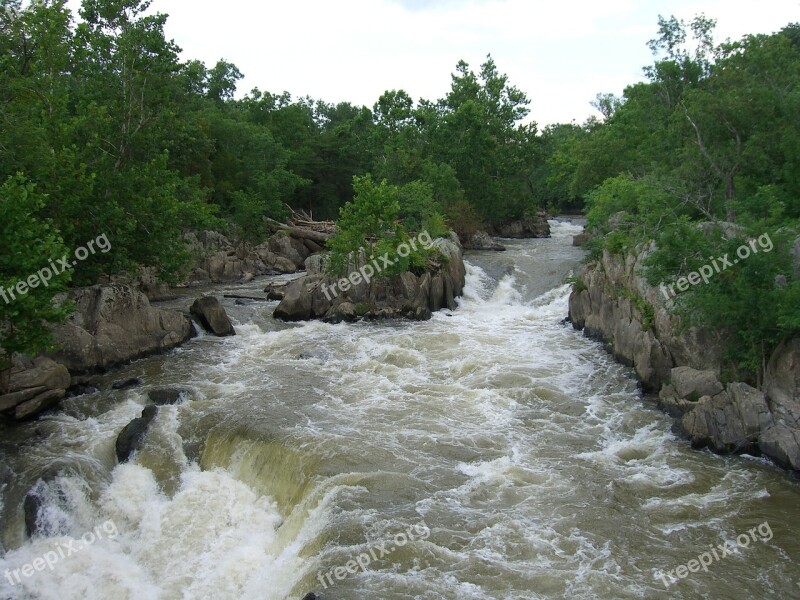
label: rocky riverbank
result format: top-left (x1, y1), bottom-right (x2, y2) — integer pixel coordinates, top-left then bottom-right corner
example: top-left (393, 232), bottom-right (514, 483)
top-left (0, 230), bottom-right (469, 421)
top-left (568, 243), bottom-right (800, 473)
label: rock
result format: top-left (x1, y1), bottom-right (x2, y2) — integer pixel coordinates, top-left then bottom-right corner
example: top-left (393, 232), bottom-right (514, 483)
top-left (23, 476), bottom-right (71, 538)
top-left (670, 367), bottom-right (724, 400)
top-left (326, 302), bottom-right (358, 323)
top-left (679, 383), bottom-right (773, 455)
top-left (190, 296), bottom-right (236, 337)
top-left (24, 485), bottom-right (46, 538)
top-left (0, 356), bottom-right (71, 419)
top-left (573, 232), bottom-right (590, 247)
top-left (0, 387), bottom-right (47, 413)
top-left (148, 388), bottom-right (189, 406)
top-left (116, 405), bottom-right (159, 463)
top-left (273, 276), bottom-right (316, 321)
top-left (765, 337), bottom-right (800, 426)
top-left (657, 384), bottom-right (701, 418)
top-left (464, 231), bottom-right (506, 251)
top-left (273, 237), bottom-right (465, 323)
top-left (491, 213), bottom-right (551, 239)
top-left (264, 281), bottom-right (289, 301)
top-left (759, 425), bottom-right (800, 471)
top-left (15, 389), bottom-right (66, 420)
top-left (239, 272), bottom-right (255, 284)
top-left (47, 284), bottom-right (194, 373)
top-left (270, 256), bottom-right (301, 274)
top-left (268, 234), bottom-right (310, 269)
top-left (304, 254), bottom-right (327, 275)
top-left (9, 357), bottom-right (71, 392)
top-left (112, 377), bottom-right (143, 391)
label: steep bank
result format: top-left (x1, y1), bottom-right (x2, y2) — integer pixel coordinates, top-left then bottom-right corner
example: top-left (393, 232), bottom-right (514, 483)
top-left (569, 246), bottom-right (800, 472)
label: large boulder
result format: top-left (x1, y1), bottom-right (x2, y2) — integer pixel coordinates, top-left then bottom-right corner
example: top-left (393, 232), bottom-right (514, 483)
top-left (759, 425), bottom-right (800, 471)
top-left (190, 296), bottom-right (236, 337)
top-left (670, 367), bottom-right (724, 400)
top-left (273, 275), bottom-right (317, 321)
top-left (47, 284), bottom-right (194, 373)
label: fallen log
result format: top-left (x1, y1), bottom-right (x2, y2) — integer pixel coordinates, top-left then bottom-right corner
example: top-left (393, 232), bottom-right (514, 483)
top-left (266, 218), bottom-right (332, 244)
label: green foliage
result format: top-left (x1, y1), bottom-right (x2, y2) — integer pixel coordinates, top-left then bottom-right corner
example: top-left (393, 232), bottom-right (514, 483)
top-left (0, 176), bottom-right (74, 368)
top-left (563, 16), bottom-right (800, 385)
top-left (326, 175), bottom-right (446, 278)
top-left (645, 225), bottom-right (798, 383)
top-left (564, 276), bottom-right (587, 294)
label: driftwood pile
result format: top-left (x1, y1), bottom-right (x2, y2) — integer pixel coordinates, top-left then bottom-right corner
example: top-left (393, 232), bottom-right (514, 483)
top-left (265, 209), bottom-right (335, 250)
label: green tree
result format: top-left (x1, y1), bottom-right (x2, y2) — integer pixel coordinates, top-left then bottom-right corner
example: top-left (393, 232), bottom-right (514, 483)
top-left (0, 176), bottom-right (73, 376)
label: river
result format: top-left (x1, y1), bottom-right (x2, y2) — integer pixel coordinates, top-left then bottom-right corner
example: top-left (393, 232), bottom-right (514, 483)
top-left (1, 219), bottom-right (798, 600)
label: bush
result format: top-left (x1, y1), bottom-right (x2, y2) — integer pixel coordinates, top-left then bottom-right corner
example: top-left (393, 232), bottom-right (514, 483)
top-left (326, 175), bottom-right (448, 277)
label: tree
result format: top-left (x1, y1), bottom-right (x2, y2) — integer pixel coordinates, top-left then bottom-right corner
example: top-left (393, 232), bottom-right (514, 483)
top-left (0, 176), bottom-right (73, 377)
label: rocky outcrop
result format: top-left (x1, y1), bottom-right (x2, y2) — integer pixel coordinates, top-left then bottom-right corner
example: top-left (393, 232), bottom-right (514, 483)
top-left (1, 284), bottom-right (195, 421)
top-left (463, 231), bottom-right (506, 251)
top-left (190, 296), bottom-right (236, 337)
top-left (569, 247), bottom-right (724, 390)
top-left (489, 213), bottom-right (551, 239)
top-left (660, 372), bottom-right (772, 455)
top-left (185, 231), bottom-right (310, 286)
top-left (46, 284), bottom-right (194, 374)
top-left (569, 245), bottom-right (800, 473)
top-left (274, 236), bottom-right (467, 322)
top-left (116, 405), bottom-right (159, 463)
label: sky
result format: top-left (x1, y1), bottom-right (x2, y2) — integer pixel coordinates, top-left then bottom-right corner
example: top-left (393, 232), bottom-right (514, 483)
top-left (66, 0), bottom-right (798, 126)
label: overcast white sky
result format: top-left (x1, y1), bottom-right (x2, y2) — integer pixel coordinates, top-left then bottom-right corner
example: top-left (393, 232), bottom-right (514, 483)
top-left (69, 0), bottom-right (799, 125)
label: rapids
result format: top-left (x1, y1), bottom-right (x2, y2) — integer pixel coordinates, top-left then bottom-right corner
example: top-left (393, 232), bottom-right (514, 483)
top-left (1, 219), bottom-right (798, 599)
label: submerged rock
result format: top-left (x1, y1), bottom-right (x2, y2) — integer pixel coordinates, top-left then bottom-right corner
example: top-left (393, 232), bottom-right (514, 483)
top-left (190, 296), bottom-right (236, 337)
top-left (112, 377), bottom-right (143, 391)
top-left (148, 388), bottom-right (190, 406)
